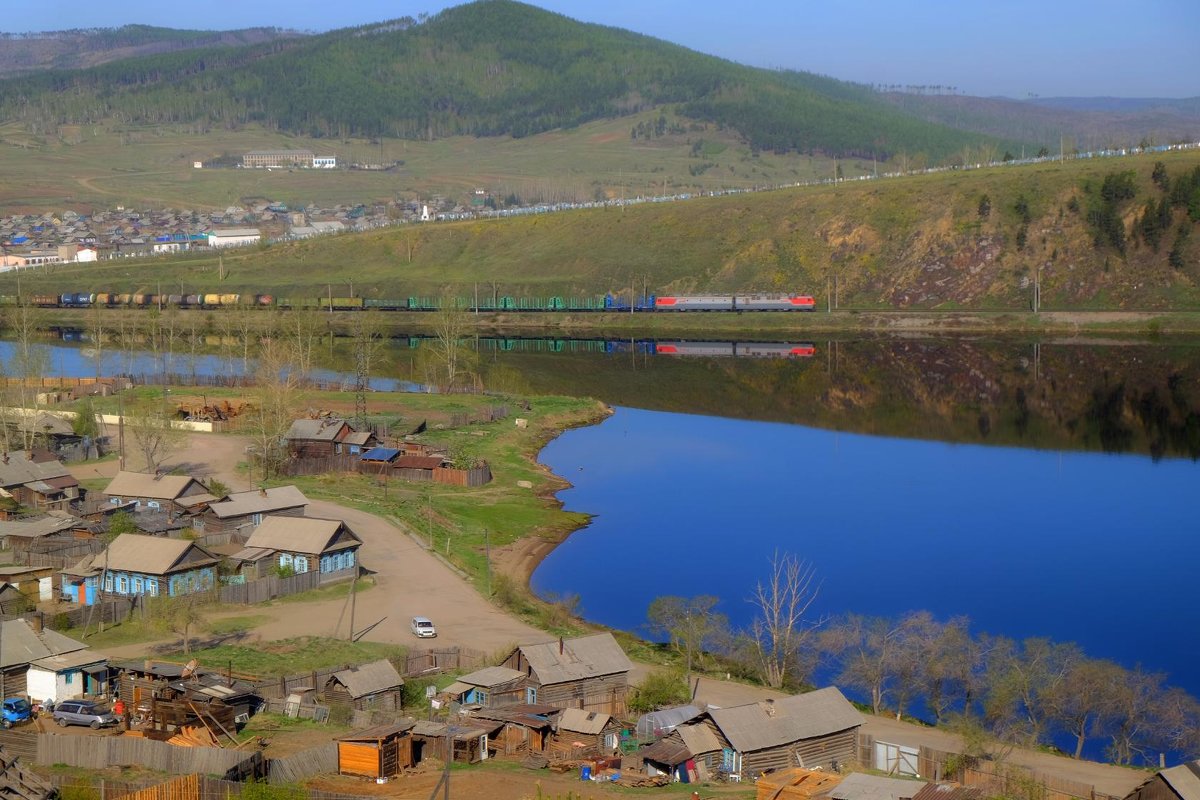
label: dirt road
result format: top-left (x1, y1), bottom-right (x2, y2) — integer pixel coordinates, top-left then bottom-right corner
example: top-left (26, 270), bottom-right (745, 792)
top-left (99, 432), bottom-right (1145, 796)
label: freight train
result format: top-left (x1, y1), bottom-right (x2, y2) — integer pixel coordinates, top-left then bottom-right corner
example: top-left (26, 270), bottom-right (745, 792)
top-left (3, 292), bottom-right (817, 313)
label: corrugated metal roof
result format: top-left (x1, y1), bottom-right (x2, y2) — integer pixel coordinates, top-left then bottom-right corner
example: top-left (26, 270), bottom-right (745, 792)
top-left (0, 618), bottom-right (88, 669)
top-left (330, 659), bottom-right (403, 698)
top-left (336, 721), bottom-right (415, 742)
top-left (910, 784), bottom-right (985, 800)
top-left (104, 471), bottom-right (202, 501)
top-left (361, 447), bottom-right (400, 462)
top-left (30, 649), bottom-right (107, 672)
top-left (209, 486), bottom-right (308, 518)
top-left (518, 632), bottom-right (631, 685)
top-left (557, 708), bottom-right (611, 735)
top-left (245, 516), bottom-right (360, 556)
top-left (831, 773), bottom-right (926, 800)
top-left (458, 666), bottom-right (524, 688)
top-left (708, 686), bottom-right (861, 753)
top-left (677, 722), bottom-right (723, 756)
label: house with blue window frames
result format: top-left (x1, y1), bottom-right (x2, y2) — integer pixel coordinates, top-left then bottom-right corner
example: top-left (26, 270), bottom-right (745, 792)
top-left (240, 516), bottom-right (361, 583)
top-left (60, 533), bottom-right (220, 606)
top-left (103, 471), bottom-right (217, 515)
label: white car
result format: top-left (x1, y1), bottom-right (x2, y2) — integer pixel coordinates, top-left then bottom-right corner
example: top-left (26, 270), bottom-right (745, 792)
top-left (410, 616), bottom-right (437, 638)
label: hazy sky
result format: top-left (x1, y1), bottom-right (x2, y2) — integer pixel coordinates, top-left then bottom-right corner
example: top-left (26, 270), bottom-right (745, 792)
top-left (7, 0), bottom-right (1198, 98)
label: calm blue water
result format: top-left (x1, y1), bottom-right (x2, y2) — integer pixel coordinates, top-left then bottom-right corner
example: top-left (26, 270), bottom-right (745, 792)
top-left (534, 406), bottom-right (1200, 697)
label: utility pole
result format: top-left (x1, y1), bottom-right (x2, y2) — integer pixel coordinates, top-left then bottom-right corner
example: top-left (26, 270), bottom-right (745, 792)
top-left (117, 393), bottom-right (126, 471)
top-left (483, 528), bottom-right (492, 596)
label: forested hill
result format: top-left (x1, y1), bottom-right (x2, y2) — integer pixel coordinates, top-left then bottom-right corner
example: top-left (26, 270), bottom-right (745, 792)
top-left (0, 25), bottom-right (296, 75)
top-left (0, 0), bottom-right (1006, 162)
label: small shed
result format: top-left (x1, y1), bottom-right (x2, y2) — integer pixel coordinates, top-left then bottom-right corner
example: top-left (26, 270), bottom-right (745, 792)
top-left (1122, 763), bottom-right (1200, 800)
top-left (411, 719), bottom-right (502, 764)
top-left (323, 659), bottom-right (404, 711)
top-left (553, 708), bottom-right (623, 759)
top-left (467, 704), bottom-right (558, 756)
top-left (336, 722), bottom-right (415, 778)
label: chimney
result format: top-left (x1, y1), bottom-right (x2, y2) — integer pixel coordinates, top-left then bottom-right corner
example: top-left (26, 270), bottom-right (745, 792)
top-left (30, 613), bottom-right (43, 633)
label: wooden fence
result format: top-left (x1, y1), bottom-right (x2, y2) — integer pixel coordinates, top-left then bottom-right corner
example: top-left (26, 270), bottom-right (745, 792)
top-left (266, 743), bottom-right (338, 784)
top-left (0, 729), bottom-right (37, 761)
top-left (36, 733), bottom-right (263, 780)
top-left (916, 744), bottom-right (1122, 800)
top-left (218, 570), bottom-right (319, 605)
top-left (0, 598), bottom-right (138, 629)
top-left (246, 646), bottom-right (486, 701)
top-left (72, 774), bottom-right (367, 800)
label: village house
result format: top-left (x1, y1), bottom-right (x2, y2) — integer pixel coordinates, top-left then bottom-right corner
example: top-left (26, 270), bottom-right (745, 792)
top-left (0, 617), bottom-right (107, 702)
top-left (697, 686), bottom-right (862, 780)
top-left (239, 516), bottom-right (362, 583)
top-left (322, 659), bottom-right (404, 712)
top-left (193, 485), bottom-right (308, 534)
top-left (551, 707), bottom-right (624, 760)
top-left (0, 565), bottom-right (58, 605)
top-left (0, 450), bottom-right (82, 510)
top-left (61, 533), bottom-right (219, 605)
top-left (466, 704), bottom-right (558, 757)
top-left (1123, 760), bottom-right (1200, 800)
top-left (103, 471), bottom-right (216, 514)
top-left (638, 719), bottom-right (725, 780)
top-left (336, 722), bottom-right (416, 779)
top-left (286, 418), bottom-right (355, 458)
top-left (0, 514), bottom-right (79, 556)
top-left (443, 666), bottom-right (526, 707)
top-left (500, 632), bottom-right (632, 715)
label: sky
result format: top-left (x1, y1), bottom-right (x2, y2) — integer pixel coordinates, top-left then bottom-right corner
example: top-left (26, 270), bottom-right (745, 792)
top-left (6, 0), bottom-right (1199, 98)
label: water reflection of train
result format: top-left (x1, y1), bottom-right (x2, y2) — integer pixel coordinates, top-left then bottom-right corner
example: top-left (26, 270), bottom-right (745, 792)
top-left (56, 328), bottom-right (816, 358)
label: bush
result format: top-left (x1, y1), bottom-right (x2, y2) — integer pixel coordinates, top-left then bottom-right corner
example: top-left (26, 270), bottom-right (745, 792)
top-left (628, 669), bottom-right (690, 713)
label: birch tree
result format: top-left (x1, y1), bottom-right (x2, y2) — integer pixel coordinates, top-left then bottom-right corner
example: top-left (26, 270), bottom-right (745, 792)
top-left (748, 551), bottom-right (822, 689)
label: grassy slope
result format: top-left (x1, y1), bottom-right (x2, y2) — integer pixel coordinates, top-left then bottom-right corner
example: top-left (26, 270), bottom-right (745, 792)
top-left (6, 149), bottom-right (1200, 311)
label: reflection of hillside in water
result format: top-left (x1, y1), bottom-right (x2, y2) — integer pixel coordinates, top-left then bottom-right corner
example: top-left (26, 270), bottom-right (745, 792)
top-left (476, 339), bottom-right (1200, 460)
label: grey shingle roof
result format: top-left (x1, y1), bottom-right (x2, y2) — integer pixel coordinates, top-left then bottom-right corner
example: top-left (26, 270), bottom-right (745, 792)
top-left (831, 773), bottom-right (927, 800)
top-left (518, 633), bottom-right (631, 685)
top-left (557, 708), bottom-right (612, 735)
top-left (677, 722), bottom-right (723, 756)
top-left (244, 516), bottom-right (361, 556)
top-left (329, 659), bottom-right (403, 698)
top-left (104, 471), bottom-right (203, 501)
top-left (73, 533), bottom-right (218, 576)
top-left (209, 486), bottom-right (308, 519)
top-left (458, 666), bottom-right (524, 688)
top-left (286, 419), bottom-right (349, 442)
top-left (0, 451), bottom-right (73, 491)
top-left (1156, 762), bottom-right (1200, 800)
top-left (0, 618), bottom-right (88, 669)
top-left (0, 515), bottom-right (78, 540)
top-left (707, 686), bottom-right (861, 753)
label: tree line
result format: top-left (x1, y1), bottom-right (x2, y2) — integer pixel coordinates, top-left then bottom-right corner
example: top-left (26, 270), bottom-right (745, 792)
top-left (646, 553), bottom-right (1200, 767)
top-left (0, 0), bottom-right (994, 162)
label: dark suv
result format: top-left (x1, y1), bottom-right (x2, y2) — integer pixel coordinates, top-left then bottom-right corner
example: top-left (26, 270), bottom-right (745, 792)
top-left (52, 700), bottom-right (118, 729)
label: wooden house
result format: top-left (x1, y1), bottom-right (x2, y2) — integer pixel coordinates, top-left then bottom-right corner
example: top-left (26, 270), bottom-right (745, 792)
top-left (0, 450), bottom-right (82, 510)
top-left (442, 666), bottom-right (525, 707)
top-left (700, 686), bottom-right (862, 781)
top-left (61, 533), bottom-right (219, 605)
top-left (411, 719), bottom-right (503, 764)
top-left (1, 617), bottom-right (107, 702)
top-left (241, 516), bottom-right (361, 583)
top-left (1123, 761), bottom-right (1200, 800)
top-left (336, 723), bottom-right (416, 778)
top-left (637, 720), bottom-right (725, 780)
top-left (501, 632), bottom-right (631, 715)
top-left (285, 418), bottom-right (354, 458)
top-left (0, 564), bottom-right (58, 604)
top-left (194, 485), bottom-right (309, 534)
top-left (323, 659), bottom-right (404, 711)
top-left (0, 514), bottom-right (82, 556)
top-left (103, 471), bottom-right (216, 514)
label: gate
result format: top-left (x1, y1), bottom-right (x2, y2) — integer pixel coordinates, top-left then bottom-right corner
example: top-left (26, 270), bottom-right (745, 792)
top-left (873, 740), bottom-right (919, 776)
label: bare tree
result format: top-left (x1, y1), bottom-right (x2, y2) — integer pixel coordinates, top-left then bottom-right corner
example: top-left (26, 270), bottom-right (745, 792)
top-left (1046, 657), bottom-right (1121, 759)
top-left (647, 594), bottom-right (728, 687)
top-left (246, 336), bottom-right (303, 481)
top-left (821, 614), bottom-right (902, 714)
top-left (10, 301), bottom-right (49, 450)
top-left (748, 551), bottom-right (822, 689)
top-left (286, 306), bottom-right (326, 377)
top-left (86, 302), bottom-right (106, 379)
top-left (424, 294), bottom-right (476, 391)
top-left (125, 401), bottom-right (186, 472)
top-left (982, 637), bottom-right (1082, 746)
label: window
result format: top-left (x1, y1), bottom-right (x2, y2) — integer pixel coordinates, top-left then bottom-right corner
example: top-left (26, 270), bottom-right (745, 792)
top-left (104, 574), bottom-right (113, 592)
top-left (147, 579), bottom-right (159, 597)
top-left (294, 556), bottom-right (308, 573)
top-left (279, 553), bottom-right (293, 568)
top-left (147, 501), bottom-right (160, 509)
top-left (117, 575), bottom-right (129, 593)
top-left (65, 672), bottom-right (74, 685)
top-left (252, 513), bottom-right (263, 525)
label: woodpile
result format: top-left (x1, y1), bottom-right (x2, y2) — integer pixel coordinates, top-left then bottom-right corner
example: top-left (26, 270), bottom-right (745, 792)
top-left (166, 725), bottom-right (220, 747)
top-left (0, 748), bottom-right (57, 800)
top-left (615, 774), bottom-right (670, 788)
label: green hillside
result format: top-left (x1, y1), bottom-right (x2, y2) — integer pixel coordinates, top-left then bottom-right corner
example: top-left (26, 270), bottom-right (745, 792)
top-left (6, 149), bottom-right (1200, 311)
top-left (0, 0), bottom-right (1008, 162)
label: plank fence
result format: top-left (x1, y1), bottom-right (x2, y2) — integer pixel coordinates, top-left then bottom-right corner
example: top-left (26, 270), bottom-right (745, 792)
top-left (74, 774), bottom-right (367, 800)
top-left (916, 744), bottom-right (1123, 800)
top-left (218, 570), bottom-right (319, 605)
top-left (0, 598), bottom-right (137, 629)
top-left (266, 743), bottom-right (338, 784)
top-left (36, 733), bottom-right (264, 780)
top-left (0, 729), bottom-right (38, 760)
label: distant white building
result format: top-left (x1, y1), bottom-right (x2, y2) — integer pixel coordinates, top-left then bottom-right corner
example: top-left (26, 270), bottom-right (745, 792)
top-left (313, 156), bottom-right (337, 169)
top-left (419, 205), bottom-right (432, 222)
top-left (75, 247), bottom-right (98, 262)
top-left (207, 228), bottom-right (261, 248)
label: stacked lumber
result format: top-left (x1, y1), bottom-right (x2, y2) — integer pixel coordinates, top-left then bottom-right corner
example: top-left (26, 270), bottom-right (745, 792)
top-left (615, 774), bottom-right (670, 788)
top-left (166, 726), bottom-right (219, 747)
top-left (0, 749), bottom-right (56, 800)
top-left (756, 768), bottom-right (844, 800)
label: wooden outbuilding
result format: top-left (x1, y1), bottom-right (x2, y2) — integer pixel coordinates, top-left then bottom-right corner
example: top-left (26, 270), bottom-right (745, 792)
top-left (193, 485), bottom-right (308, 534)
top-left (466, 704), bottom-right (559, 756)
top-left (336, 722), bottom-right (416, 778)
top-left (551, 708), bottom-right (624, 759)
top-left (1123, 761), bottom-right (1200, 800)
top-left (323, 659), bottom-right (404, 711)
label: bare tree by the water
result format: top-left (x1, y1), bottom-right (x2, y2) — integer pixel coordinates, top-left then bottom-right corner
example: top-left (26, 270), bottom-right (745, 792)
top-left (749, 551), bottom-right (822, 689)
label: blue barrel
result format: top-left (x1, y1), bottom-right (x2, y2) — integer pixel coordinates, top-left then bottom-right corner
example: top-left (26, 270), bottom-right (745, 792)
top-left (580, 765), bottom-right (591, 781)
